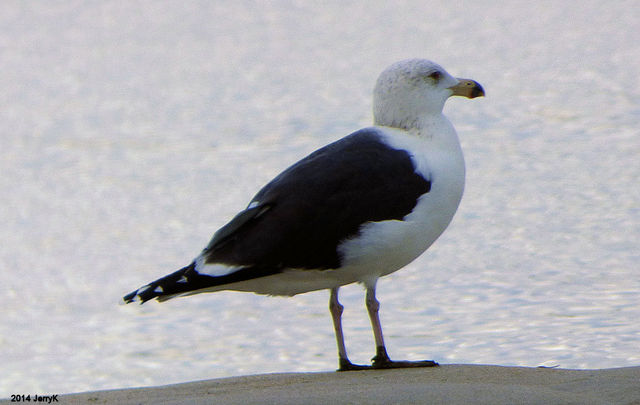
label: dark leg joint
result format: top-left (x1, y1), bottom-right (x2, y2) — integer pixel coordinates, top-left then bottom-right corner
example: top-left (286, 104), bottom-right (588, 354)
top-left (371, 345), bottom-right (392, 366)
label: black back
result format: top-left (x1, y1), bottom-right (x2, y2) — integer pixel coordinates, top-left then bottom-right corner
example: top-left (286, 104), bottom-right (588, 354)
top-left (202, 128), bottom-right (431, 272)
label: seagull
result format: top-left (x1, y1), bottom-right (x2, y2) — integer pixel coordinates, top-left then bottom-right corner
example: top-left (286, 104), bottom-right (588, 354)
top-left (123, 59), bottom-right (484, 371)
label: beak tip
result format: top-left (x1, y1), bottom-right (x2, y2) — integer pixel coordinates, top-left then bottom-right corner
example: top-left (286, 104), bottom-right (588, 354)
top-left (471, 83), bottom-right (485, 98)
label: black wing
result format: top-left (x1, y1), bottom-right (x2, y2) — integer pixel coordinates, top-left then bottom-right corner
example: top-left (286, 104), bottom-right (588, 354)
top-left (201, 128), bottom-right (431, 271)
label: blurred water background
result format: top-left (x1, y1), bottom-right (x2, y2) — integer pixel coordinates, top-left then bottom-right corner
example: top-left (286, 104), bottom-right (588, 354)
top-left (1, 0), bottom-right (638, 396)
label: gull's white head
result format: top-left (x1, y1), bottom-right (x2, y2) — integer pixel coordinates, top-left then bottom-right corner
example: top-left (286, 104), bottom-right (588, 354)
top-left (373, 59), bottom-right (484, 130)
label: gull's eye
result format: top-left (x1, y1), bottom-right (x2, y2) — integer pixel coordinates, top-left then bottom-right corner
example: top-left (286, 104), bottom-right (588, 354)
top-left (428, 71), bottom-right (442, 81)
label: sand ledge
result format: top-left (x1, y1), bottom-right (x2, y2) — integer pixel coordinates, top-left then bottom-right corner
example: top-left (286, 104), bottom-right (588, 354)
top-left (38, 365), bottom-right (640, 404)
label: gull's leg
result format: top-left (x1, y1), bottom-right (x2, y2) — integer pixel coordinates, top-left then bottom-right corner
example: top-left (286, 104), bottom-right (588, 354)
top-left (330, 287), bottom-right (370, 371)
top-left (365, 282), bottom-right (388, 362)
top-left (365, 282), bottom-right (438, 369)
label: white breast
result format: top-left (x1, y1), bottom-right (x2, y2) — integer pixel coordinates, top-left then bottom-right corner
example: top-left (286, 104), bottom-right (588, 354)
top-left (337, 122), bottom-right (465, 284)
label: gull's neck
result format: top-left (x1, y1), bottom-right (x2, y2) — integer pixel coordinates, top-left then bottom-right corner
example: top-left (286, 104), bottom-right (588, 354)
top-left (387, 112), bottom-right (458, 147)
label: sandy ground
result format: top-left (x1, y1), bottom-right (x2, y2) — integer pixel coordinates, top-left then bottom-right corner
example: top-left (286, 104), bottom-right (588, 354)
top-left (15, 365), bottom-right (637, 405)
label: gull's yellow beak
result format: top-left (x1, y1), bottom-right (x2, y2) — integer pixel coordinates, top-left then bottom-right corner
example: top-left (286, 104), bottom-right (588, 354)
top-left (449, 78), bottom-right (485, 99)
